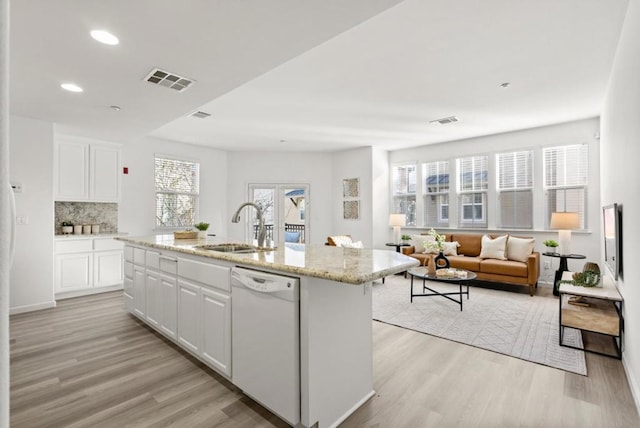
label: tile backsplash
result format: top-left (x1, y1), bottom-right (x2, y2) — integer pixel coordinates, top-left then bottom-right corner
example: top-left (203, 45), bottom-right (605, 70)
top-left (55, 202), bottom-right (118, 234)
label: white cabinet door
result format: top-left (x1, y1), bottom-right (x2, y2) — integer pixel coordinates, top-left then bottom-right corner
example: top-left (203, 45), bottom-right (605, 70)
top-left (93, 250), bottom-right (123, 287)
top-left (90, 145), bottom-right (120, 202)
top-left (177, 279), bottom-right (201, 354)
top-left (55, 141), bottom-right (89, 200)
top-left (123, 276), bottom-right (134, 312)
top-left (133, 265), bottom-right (146, 318)
top-left (55, 253), bottom-right (92, 292)
top-left (160, 272), bottom-right (177, 340)
top-left (146, 269), bottom-right (161, 329)
top-left (200, 287), bottom-right (231, 376)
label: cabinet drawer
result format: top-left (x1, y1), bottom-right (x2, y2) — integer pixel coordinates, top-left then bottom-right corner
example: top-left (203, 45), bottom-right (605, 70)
top-left (178, 257), bottom-right (230, 292)
top-left (55, 239), bottom-right (93, 254)
top-left (94, 238), bottom-right (124, 251)
top-left (146, 251), bottom-right (161, 270)
top-left (133, 248), bottom-right (146, 265)
top-left (160, 255), bottom-right (178, 275)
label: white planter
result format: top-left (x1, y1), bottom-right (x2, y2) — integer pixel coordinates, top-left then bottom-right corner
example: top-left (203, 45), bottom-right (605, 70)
top-left (73, 225), bottom-right (82, 235)
top-left (197, 230), bottom-right (207, 239)
top-left (62, 226), bottom-right (73, 234)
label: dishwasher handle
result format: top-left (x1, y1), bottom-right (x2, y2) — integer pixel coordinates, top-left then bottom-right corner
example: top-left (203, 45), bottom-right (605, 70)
top-left (232, 268), bottom-right (295, 293)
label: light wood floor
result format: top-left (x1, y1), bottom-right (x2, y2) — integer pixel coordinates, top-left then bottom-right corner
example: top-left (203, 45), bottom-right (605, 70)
top-left (9, 291), bottom-right (640, 427)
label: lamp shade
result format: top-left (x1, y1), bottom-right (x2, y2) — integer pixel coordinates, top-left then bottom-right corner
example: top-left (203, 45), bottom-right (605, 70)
top-left (550, 212), bottom-right (580, 230)
top-left (389, 214), bottom-right (406, 227)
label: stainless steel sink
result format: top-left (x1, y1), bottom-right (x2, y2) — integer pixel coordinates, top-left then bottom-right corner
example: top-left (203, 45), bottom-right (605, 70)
top-left (195, 243), bottom-right (260, 254)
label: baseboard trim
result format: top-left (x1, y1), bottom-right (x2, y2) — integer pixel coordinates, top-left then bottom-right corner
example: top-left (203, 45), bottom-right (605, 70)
top-left (10, 301), bottom-right (57, 315)
top-left (328, 389), bottom-right (375, 428)
top-left (55, 284), bottom-right (123, 300)
top-left (622, 356), bottom-right (640, 417)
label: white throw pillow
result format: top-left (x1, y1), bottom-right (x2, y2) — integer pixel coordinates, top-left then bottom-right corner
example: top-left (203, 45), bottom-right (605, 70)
top-left (330, 235), bottom-right (353, 247)
top-left (442, 241), bottom-right (460, 256)
top-left (507, 236), bottom-right (535, 262)
top-left (479, 234), bottom-right (508, 260)
top-left (342, 240), bottom-right (364, 249)
top-left (412, 234), bottom-right (433, 253)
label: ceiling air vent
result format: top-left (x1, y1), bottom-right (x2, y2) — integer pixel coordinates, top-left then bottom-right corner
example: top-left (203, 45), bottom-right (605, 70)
top-left (429, 116), bottom-right (460, 125)
top-left (144, 68), bottom-right (194, 92)
top-left (190, 111), bottom-right (211, 119)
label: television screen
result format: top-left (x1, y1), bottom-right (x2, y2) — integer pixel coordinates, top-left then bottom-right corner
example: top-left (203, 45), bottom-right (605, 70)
top-left (603, 203), bottom-right (622, 280)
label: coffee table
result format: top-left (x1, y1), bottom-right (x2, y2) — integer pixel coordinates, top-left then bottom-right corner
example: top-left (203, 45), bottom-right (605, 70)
top-left (407, 266), bottom-right (476, 311)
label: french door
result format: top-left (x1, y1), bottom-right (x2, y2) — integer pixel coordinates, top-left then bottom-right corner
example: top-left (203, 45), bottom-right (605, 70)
top-left (247, 184), bottom-right (309, 244)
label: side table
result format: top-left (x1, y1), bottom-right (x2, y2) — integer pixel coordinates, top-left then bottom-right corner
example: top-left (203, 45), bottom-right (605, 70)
top-left (559, 272), bottom-right (623, 359)
top-left (385, 243), bottom-right (411, 253)
top-left (543, 252), bottom-right (586, 296)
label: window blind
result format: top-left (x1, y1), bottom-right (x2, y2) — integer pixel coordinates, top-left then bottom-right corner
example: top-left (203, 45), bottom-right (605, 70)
top-left (155, 156), bottom-right (200, 228)
top-left (543, 144), bottom-right (588, 229)
top-left (497, 151), bottom-right (533, 228)
top-left (423, 160), bottom-right (449, 226)
top-left (392, 164), bottom-right (417, 225)
top-left (457, 156), bottom-right (488, 227)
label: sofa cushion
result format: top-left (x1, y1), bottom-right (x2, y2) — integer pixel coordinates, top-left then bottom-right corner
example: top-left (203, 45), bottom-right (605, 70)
top-left (342, 240), bottom-right (364, 248)
top-left (506, 236), bottom-right (535, 262)
top-left (452, 234), bottom-right (482, 256)
top-left (448, 256), bottom-right (481, 271)
top-left (480, 259), bottom-right (528, 277)
top-left (479, 234), bottom-right (508, 260)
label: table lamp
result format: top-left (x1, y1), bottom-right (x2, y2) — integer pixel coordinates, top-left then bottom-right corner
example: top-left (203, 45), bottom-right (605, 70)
top-left (550, 212), bottom-right (580, 255)
top-left (389, 214), bottom-right (406, 244)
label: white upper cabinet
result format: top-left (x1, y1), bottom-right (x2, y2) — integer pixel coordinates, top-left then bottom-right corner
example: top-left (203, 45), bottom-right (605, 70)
top-left (55, 140), bottom-right (89, 200)
top-left (55, 137), bottom-right (121, 202)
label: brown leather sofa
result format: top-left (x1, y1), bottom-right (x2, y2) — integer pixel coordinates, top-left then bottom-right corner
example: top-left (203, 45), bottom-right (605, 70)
top-left (402, 233), bottom-right (540, 296)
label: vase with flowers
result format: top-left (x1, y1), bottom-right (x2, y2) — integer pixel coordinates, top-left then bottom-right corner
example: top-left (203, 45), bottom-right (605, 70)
top-left (425, 228), bottom-right (449, 270)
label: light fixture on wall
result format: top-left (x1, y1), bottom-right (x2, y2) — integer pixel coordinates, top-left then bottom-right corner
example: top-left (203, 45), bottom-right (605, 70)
top-left (389, 214), bottom-right (406, 244)
top-left (550, 212), bottom-right (580, 255)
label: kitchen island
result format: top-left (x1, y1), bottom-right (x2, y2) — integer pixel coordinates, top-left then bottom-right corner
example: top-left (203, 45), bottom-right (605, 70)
top-left (116, 235), bottom-right (418, 428)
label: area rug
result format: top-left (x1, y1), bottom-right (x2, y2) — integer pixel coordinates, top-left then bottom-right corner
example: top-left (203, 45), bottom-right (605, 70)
top-left (372, 275), bottom-right (587, 375)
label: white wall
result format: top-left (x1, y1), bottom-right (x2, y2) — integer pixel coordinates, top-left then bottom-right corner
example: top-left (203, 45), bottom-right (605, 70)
top-left (331, 147), bottom-right (373, 246)
top-left (119, 136), bottom-right (228, 237)
top-left (601, 0), bottom-right (640, 410)
top-left (371, 147), bottom-right (390, 249)
top-left (388, 118), bottom-right (602, 281)
top-left (9, 115), bottom-right (56, 313)
top-left (226, 151), bottom-right (333, 245)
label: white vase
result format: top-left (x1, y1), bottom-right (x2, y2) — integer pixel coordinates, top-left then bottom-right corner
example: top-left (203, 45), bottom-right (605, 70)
top-left (197, 230), bottom-right (207, 239)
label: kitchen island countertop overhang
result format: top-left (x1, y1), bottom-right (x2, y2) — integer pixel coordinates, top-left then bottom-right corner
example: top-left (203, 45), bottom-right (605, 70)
top-left (115, 234), bottom-right (419, 284)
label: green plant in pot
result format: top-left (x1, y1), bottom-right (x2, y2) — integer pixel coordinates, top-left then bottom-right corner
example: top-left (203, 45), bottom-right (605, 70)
top-left (401, 234), bottom-right (411, 243)
top-left (543, 239), bottom-right (559, 253)
top-left (194, 222), bottom-right (210, 238)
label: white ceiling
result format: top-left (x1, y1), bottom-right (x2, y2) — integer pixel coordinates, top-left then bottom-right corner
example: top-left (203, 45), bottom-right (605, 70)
top-left (10, 0), bottom-right (630, 152)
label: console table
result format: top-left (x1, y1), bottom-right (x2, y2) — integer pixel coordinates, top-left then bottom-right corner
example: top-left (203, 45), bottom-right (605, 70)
top-left (543, 252), bottom-right (586, 296)
top-left (558, 272), bottom-right (623, 359)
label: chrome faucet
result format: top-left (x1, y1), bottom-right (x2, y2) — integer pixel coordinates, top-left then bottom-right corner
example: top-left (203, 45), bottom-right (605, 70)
top-left (231, 202), bottom-right (266, 248)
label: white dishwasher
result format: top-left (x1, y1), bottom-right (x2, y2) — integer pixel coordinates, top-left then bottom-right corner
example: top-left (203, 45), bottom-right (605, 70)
top-left (231, 267), bottom-right (300, 426)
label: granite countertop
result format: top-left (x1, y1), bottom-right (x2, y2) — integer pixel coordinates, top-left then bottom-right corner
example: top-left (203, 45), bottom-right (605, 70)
top-left (115, 234), bottom-right (419, 285)
top-left (55, 232), bottom-right (129, 240)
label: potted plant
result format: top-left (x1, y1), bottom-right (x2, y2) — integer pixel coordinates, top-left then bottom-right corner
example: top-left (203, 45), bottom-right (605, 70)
top-left (401, 234), bottom-right (411, 244)
top-left (61, 221), bottom-right (73, 235)
top-left (194, 222), bottom-right (210, 239)
top-left (425, 228), bottom-right (450, 270)
top-left (543, 239), bottom-right (559, 253)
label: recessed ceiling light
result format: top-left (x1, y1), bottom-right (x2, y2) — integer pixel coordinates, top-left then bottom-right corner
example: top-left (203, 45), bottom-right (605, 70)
top-left (61, 83), bottom-right (83, 93)
top-left (90, 30), bottom-right (119, 45)
top-left (110, 105), bottom-right (121, 111)
top-left (500, 82), bottom-right (511, 88)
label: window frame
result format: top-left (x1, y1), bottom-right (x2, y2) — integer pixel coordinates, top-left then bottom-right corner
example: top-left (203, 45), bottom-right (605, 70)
top-left (456, 155), bottom-right (488, 228)
top-left (543, 144), bottom-right (588, 230)
top-left (422, 160), bottom-right (449, 227)
top-left (154, 154), bottom-right (200, 229)
top-left (496, 150), bottom-right (534, 229)
top-left (391, 163), bottom-right (417, 226)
